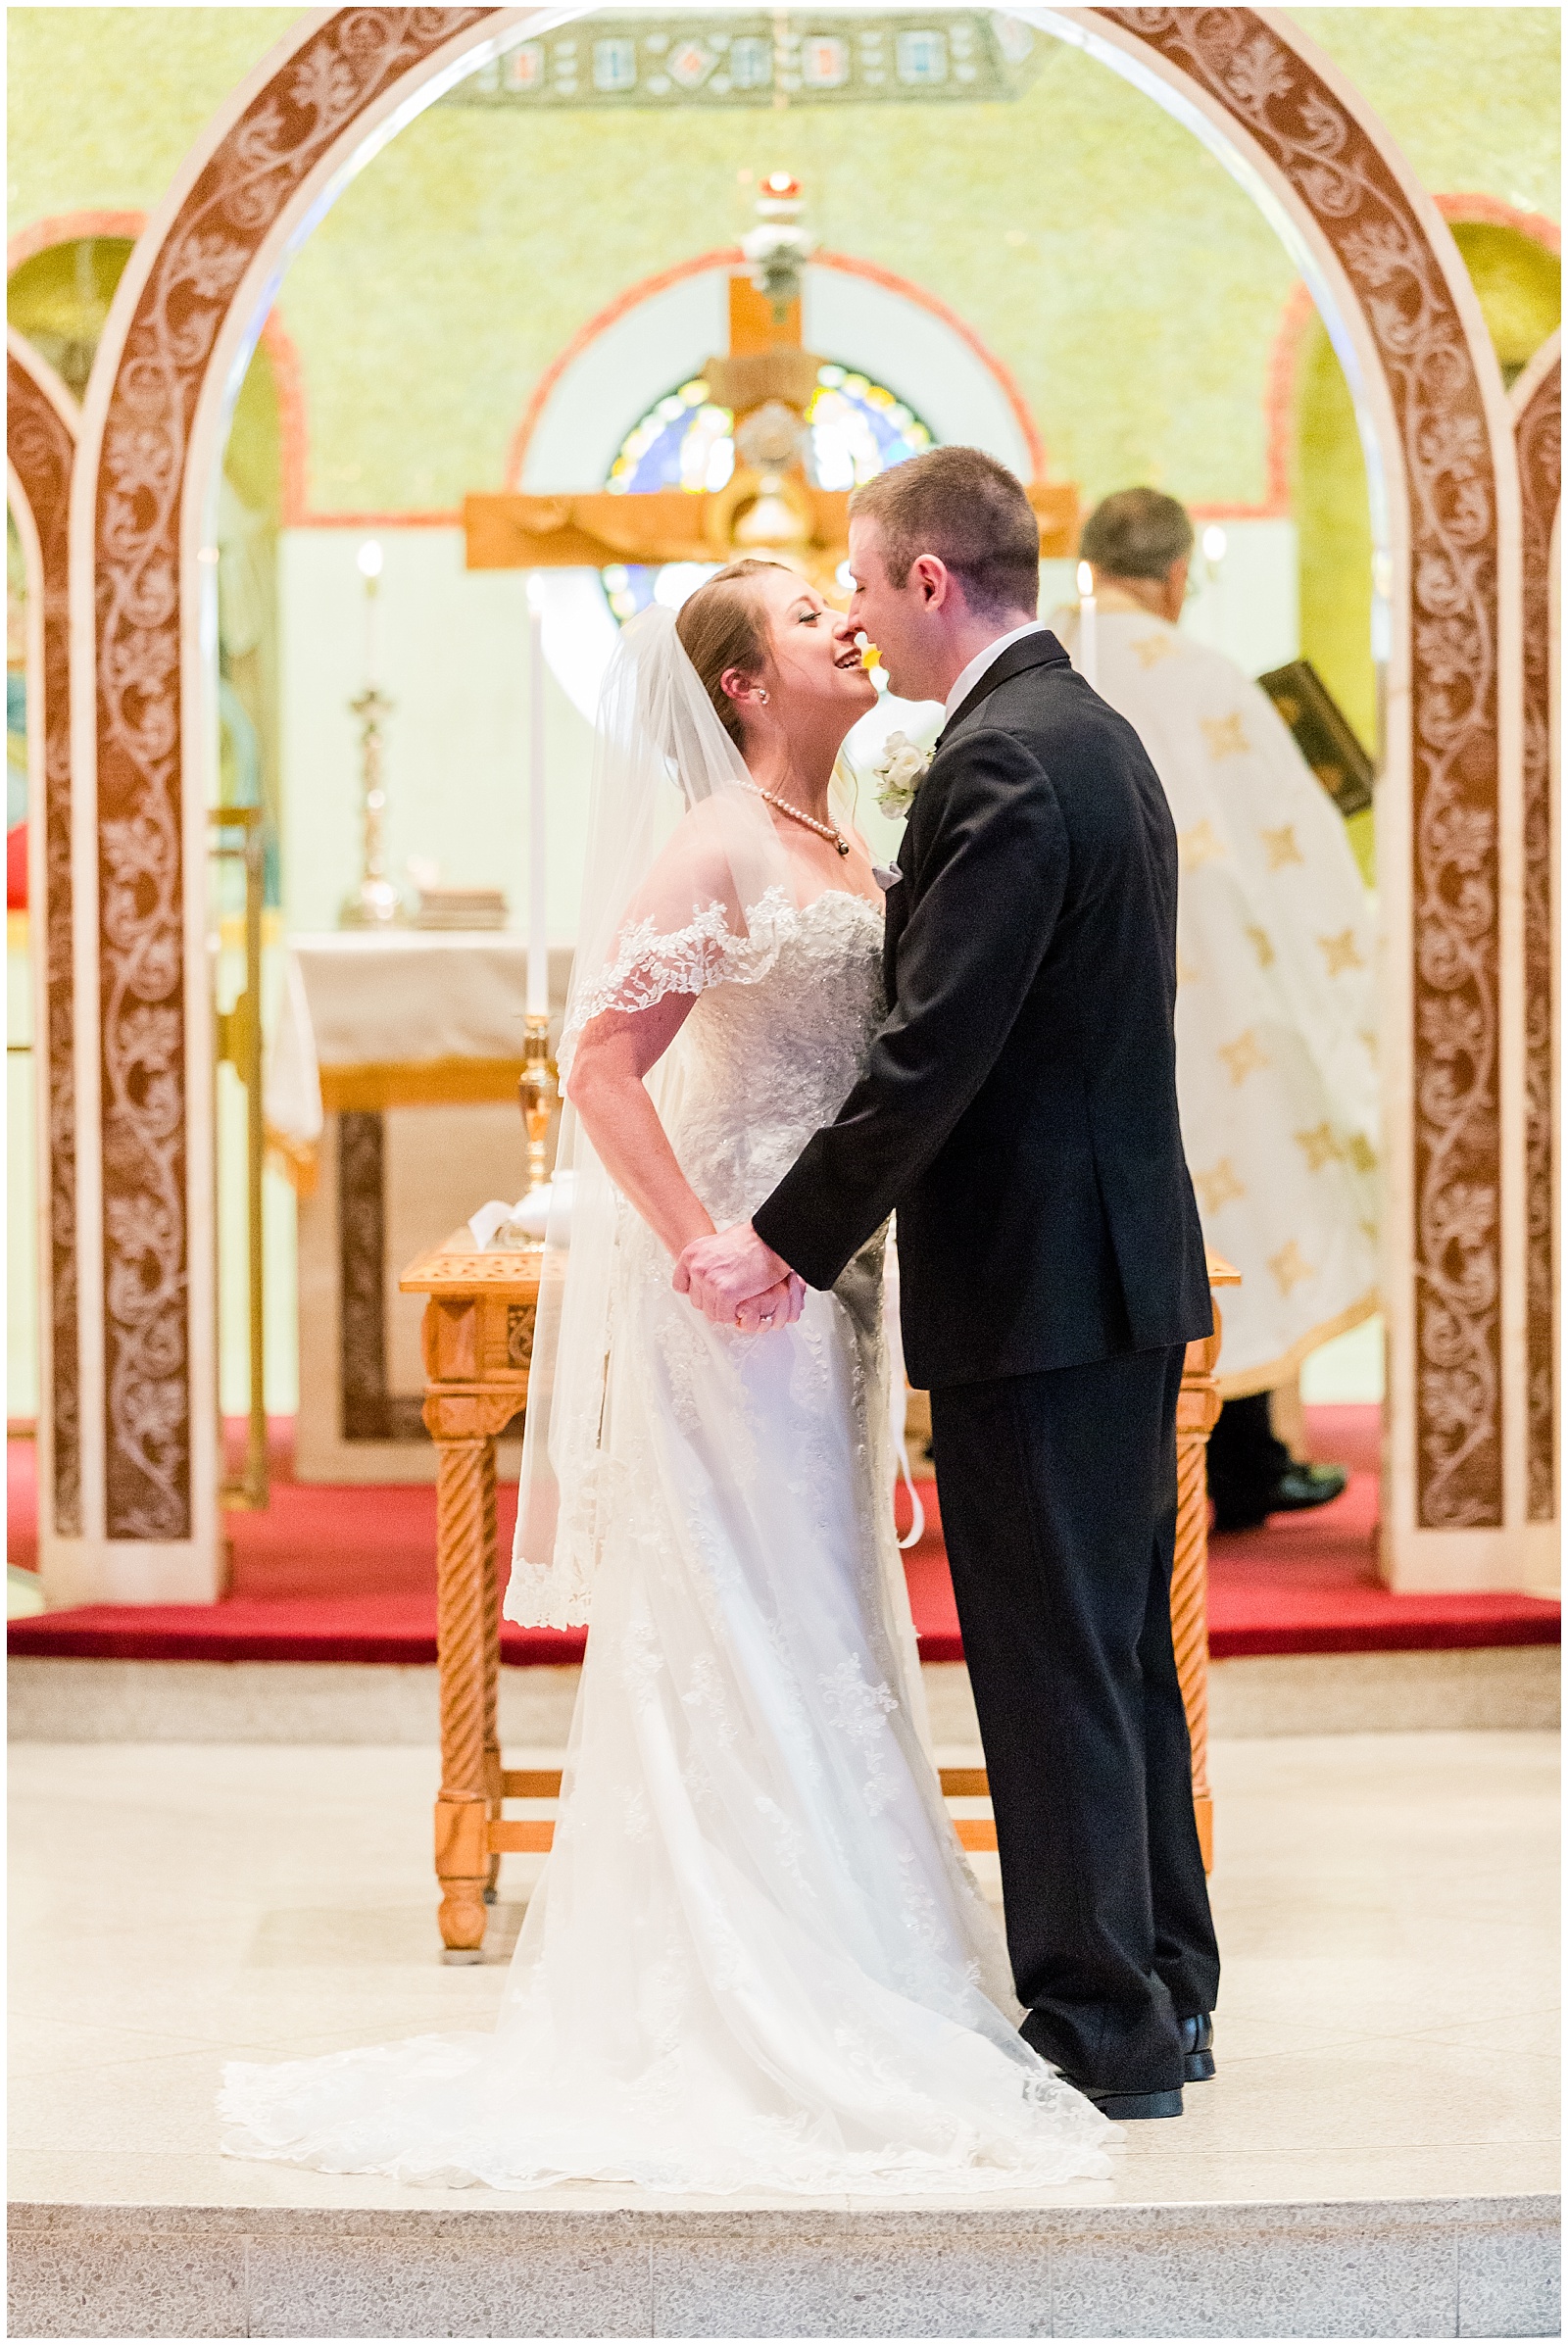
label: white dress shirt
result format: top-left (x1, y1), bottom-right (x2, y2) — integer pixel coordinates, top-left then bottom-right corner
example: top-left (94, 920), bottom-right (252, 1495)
top-left (942, 620), bottom-right (1051, 723)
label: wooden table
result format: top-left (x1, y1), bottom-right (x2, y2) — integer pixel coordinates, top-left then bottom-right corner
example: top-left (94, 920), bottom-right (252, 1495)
top-left (402, 1232), bottom-right (1237, 1959)
top-left (399, 1232), bottom-right (549, 1962)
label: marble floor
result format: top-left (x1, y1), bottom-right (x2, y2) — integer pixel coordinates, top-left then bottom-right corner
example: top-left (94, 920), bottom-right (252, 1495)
top-left (8, 1731), bottom-right (1558, 2216)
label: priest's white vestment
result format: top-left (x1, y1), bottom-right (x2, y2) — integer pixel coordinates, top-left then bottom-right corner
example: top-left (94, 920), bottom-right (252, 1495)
top-left (1054, 601), bottom-right (1378, 1394)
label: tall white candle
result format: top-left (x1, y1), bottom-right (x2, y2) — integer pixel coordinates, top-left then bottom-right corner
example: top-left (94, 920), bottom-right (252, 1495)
top-left (1201, 523), bottom-right (1228, 660)
top-left (357, 538), bottom-right (382, 683)
top-left (1075, 560), bottom-right (1098, 690)
top-left (527, 574), bottom-right (548, 1018)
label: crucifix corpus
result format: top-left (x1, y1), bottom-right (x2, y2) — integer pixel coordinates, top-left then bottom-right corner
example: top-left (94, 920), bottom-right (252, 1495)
top-left (463, 177), bottom-right (1079, 594)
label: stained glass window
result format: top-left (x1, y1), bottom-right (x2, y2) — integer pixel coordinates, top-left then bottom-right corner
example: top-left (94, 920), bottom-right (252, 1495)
top-left (601, 364), bottom-right (934, 623)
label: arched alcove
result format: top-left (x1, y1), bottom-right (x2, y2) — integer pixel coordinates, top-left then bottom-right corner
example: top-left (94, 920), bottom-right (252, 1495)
top-left (30, 5), bottom-right (1544, 1597)
top-left (1290, 204), bottom-right (1560, 788)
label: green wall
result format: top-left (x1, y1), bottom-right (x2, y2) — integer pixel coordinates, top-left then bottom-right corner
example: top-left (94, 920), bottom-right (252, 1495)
top-left (1289, 8), bottom-right (1559, 211)
top-left (6, 8), bottom-right (303, 220)
top-left (8, 8), bottom-right (1558, 519)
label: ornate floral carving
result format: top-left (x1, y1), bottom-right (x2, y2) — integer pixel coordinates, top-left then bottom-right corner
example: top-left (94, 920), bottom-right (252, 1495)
top-left (1101, 8), bottom-right (1504, 1526)
top-left (7, 348), bottom-right (81, 1536)
top-left (336, 1108), bottom-right (429, 1443)
top-left (1515, 356), bottom-right (1559, 1522)
top-left (92, 7), bottom-right (493, 1537)
top-left (506, 1301), bottom-right (537, 1369)
top-left (338, 1108), bottom-right (388, 1441)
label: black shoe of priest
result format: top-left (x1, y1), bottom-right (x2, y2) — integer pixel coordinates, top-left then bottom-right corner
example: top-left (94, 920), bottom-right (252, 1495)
top-left (1268, 1462), bottom-right (1348, 1515)
top-left (1212, 1461), bottom-right (1348, 1534)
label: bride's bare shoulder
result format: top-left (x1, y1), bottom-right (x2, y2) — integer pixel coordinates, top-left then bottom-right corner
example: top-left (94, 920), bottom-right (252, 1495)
top-left (651, 787), bottom-right (773, 884)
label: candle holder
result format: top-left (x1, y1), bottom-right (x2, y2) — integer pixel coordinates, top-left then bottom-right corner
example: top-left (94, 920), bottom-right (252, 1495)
top-left (339, 684), bottom-right (409, 929)
top-left (519, 1012), bottom-right (558, 1195)
top-left (487, 1015), bottom-right (559, 1250)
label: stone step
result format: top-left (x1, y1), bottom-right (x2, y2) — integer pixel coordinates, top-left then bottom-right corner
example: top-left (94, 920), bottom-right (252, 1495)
top-left (6, 2193), bottom-right (1557, 2338)
top-left (7, 1644), bottom-right (1559, 1745)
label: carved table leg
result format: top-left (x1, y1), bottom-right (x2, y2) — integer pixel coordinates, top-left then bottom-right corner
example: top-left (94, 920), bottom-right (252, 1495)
top-left (481, 1454), bottom-right (502, 1902)
top-left (1173, 1315), bottom-right (1224, 1872)
top-left (433, 1431), bottom-right (496, 1960)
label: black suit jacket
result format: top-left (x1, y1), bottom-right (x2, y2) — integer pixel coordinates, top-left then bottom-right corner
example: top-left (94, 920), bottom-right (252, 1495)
top-left (752, 630), bottom-right (1212, 1391)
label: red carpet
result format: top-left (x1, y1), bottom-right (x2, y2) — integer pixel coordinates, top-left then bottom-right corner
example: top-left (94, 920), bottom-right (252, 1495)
top-left (8, 1408), bottom-right (1557, 1664)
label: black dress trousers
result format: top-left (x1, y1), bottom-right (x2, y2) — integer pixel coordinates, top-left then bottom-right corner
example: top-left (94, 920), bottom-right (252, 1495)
top-left (930, 1344), bottom-right (1220, 2098)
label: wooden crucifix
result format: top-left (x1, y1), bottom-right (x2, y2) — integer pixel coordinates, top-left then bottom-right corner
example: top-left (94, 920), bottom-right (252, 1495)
top-left (464, 267), bottom-right (1078, 591)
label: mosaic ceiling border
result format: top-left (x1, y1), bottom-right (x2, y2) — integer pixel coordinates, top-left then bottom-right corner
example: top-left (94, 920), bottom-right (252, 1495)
top-left (444, 13), bottom-right (1045, 108)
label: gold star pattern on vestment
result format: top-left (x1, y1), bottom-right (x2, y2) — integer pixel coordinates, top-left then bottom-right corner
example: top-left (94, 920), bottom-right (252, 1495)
top-left (1245, 923), bottom-right (1275, 969)
top-left (1217, 1028), bottom-right (1269, 1086)
top-left (1295, 1122), bottom-right (1343, 1172)
top-left (1345, 1133), bottom-right (1377, 1174)
top-left (1260, 823), bottom-right (1303, 870)
top-left (1201, 711), bottom-right (1250, 759)
top-left (1268, 1239), bottom-right (1314, 1296)
top-left (1176, 945), bottom-right (1202, 986)
top-left (1194, 1157), bottom-right (1247, 1214)
top-left (1317, 927), bottom-right (1364, 976)
top-left (1132, 632), bottom-right (1180, 669)
top-left (1178, 819), bottom-right (1224, 872)
top-left (1359, 1028), bottom-right (1377, 1056)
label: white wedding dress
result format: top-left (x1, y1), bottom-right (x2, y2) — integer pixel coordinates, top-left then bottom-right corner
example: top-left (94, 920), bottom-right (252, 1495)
top-left (220, 883), bottom-right (1112, 2195)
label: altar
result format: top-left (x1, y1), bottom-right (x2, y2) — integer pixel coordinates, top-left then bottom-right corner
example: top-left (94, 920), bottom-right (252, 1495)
top-left (266, 931), bottom-right (570, 1483)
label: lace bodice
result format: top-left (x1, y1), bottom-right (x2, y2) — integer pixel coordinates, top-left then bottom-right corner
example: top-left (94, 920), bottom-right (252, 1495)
top-left (666, 886), bottom-right (886, 1226)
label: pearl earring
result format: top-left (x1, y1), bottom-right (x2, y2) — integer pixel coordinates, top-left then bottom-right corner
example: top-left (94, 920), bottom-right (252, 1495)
top-left (757, 689), bottom-right (769, 705)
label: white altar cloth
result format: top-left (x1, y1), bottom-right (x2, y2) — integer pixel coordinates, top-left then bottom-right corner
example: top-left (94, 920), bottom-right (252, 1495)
top-left (266, 934), bottom-right (569, 1150)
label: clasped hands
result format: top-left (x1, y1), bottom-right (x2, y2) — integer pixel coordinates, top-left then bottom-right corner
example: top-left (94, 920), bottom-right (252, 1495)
top-left (673, 1224), bottom-right (805, 1333)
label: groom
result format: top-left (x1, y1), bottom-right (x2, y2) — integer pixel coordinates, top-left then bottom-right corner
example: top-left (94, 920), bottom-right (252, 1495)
top-left (675, 446), bottom-right (1219, 2119)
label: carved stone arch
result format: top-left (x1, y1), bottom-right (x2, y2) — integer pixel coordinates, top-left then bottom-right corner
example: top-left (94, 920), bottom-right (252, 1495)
top-left (62, 4), bottom-right (1543, 1597)
top-left (7, 332), bottom-right (81, 1557)
top-left (1025, 11), bottom-right (1527, 1584)
top-left (67, 7), bottom-right (516, 1594)
top-left (1511, 333), bottom-right (1560, 1538)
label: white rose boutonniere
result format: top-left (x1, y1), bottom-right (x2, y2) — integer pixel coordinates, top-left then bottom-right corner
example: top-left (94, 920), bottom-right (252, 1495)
top-left (871, 731), bottom-right (931, 819)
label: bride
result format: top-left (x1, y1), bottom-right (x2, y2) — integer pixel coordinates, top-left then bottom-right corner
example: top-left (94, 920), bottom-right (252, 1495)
top-left (220, 562), bottom-right (1113, 2195)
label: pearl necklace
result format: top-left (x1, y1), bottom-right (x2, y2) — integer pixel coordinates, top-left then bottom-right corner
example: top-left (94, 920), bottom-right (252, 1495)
top-left (741, 779), bottom-right (851, 856)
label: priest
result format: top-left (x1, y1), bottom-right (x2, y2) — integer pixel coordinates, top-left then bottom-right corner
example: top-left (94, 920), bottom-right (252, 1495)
top-left (1061, 489), bottom-right (1378, 1531)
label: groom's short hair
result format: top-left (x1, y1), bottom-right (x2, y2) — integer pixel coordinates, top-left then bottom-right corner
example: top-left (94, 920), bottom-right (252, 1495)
top-left (849, 448), bottom-right (1041, 618)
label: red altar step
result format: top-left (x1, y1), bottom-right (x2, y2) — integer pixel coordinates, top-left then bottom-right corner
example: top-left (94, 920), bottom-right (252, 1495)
top-left (7, 1408), bottom-right (1558, 1665)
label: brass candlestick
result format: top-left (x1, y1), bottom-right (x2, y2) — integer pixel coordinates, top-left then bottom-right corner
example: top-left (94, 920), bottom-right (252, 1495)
top-left (340, 684), bottom-right (408, 929)
top-left (519, 1012), bottom-right (557, 1195)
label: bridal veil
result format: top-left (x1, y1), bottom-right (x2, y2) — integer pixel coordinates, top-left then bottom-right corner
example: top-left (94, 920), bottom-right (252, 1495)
top-left (509, 596), bottom-right (855, 1630)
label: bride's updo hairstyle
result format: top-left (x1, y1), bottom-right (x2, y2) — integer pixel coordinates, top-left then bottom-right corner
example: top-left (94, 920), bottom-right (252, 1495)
top-left (675, 560), bottom-right (785, 750)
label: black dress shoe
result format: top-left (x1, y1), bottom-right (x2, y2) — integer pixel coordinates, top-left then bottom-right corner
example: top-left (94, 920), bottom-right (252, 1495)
top-left (1090, 2086), bottom-right (1184, 2120)
top-left (1212, 1462), bottom-right (1348, 1534)
top-left (1181, 2012), bottom-right (1215, 2082)
top-left (1270, 1462), bottom-right (1348, 1513)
